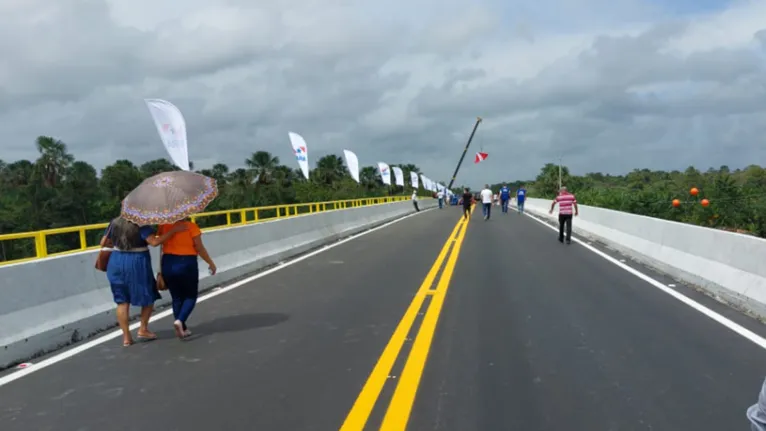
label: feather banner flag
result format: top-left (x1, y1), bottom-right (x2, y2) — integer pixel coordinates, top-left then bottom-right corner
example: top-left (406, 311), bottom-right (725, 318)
top-left (288, 132), bottom-right (310, 179)
top-left (410, 171), bottom-right (419, 189)
top-left (144, 99), bottom-right (190, 171)
top-left (343, 150), bottom-right (360, 183)
top-left (392, 166), bottom-right (404, 186)
top-left (377, 162), bottom-right (391, 185)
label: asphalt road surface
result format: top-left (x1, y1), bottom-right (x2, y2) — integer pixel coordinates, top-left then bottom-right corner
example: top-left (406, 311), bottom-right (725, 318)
top-left (0, 205), bottom-right (764, 431)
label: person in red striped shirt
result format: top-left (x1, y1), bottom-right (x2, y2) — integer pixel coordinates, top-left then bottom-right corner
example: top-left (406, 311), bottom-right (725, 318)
top-left (549, 186), bottom-right (579, 244)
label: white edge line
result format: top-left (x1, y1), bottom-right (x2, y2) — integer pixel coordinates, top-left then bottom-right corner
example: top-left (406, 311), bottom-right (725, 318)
top-left (519, 209), bottom-right (766, 350)
top-left (0, 206), bottom-right (436, 387)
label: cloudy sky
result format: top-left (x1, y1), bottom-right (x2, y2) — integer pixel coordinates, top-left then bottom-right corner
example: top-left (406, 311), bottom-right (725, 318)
top-left (2, 0), bottom-right (766, 187)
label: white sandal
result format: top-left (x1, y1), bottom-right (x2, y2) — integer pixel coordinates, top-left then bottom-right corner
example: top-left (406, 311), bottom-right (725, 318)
top-left (173, 320), bottom-right (184, 339)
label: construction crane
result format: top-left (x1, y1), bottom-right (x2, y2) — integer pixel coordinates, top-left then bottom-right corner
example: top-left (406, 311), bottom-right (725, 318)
top-left (446, 116), bottom-right (483, 190)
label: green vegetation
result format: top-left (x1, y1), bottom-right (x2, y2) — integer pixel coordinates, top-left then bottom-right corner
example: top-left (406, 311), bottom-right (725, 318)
top-left (5, 135), bottom-right (764, 263)
top-left (495, 162), bottom-right (766, 237)
top-left (0, 136), bottom-right (431, 262)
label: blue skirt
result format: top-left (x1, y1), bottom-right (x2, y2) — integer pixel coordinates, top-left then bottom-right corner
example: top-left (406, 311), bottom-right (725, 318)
top-left (106, 250), bottom-right (161, 307)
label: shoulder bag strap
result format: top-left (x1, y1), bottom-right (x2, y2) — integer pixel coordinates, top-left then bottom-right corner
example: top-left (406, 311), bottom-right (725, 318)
top-left (104, 221), bottom-right (115, 248)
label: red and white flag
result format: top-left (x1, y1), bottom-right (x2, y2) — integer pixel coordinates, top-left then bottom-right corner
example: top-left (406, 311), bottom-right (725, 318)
top-left (474, 152), bottom-right (488, 163)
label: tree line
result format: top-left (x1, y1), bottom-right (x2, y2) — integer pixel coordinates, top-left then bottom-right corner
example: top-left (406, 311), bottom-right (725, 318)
top-left (493, 162), bottom-right (766, 238)
top-left (0, 136), bottom-right (436, 262)
top-left (4, 136), bottom-right (765, 263)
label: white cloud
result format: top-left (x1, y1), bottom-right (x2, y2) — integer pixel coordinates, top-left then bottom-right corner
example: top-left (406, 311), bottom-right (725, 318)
top-left (1, 0), bottom-right (766, 187)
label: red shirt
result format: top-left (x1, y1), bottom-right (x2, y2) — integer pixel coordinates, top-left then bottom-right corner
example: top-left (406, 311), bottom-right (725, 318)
top-left (555, 192), bottom-right (577, 215)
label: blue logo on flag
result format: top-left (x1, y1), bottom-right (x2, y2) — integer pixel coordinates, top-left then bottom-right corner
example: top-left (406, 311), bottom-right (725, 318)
top-left (294, 146), bottom-right (307, 162)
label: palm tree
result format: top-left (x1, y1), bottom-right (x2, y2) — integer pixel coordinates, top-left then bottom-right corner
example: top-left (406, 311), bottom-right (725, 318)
top-left (212, 163), bottom-right (230, 180)
top-left (245, 151), bottom-right (280, 185)
top-left (4, 160), bottom-right (34, 187)
top-left (226, 168), bottom-right (252, 208)
top-left (360, 166), bottom-right (378, 191)
top-left (34, 136), bottom-right (74, 187)
top-left (201, 163), bottom-right (230, 187)
top-left (314, 155), bottom-right (349, 186)
top-left (400, 163), bottom-right (421, 174)
top-left (272, 165), bottom-right (295, 186)
top-left (139, 158), bottom-right (179, 177)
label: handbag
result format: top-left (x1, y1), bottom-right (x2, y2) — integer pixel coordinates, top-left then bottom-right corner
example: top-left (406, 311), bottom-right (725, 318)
top-left (94, 223), bottom-right (114, 272)
top-left (156, 272), bottom-right (167, 291)
top-left (156, 244), bottom-right (167, 291)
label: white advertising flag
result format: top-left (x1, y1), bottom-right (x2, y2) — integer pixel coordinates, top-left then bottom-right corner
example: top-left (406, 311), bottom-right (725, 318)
top-left (392, 166), bottom-right (404, 186)
top-left (410, 171), bottom-right (419, 189)
top-left (288, 132), bottom-right (310, 180)
top-left (144, 99), bottom-right (190, 171)
top-left (377, 162), bottom-right (391, 185)
top-left (343, 150), bottom-right (360, 183)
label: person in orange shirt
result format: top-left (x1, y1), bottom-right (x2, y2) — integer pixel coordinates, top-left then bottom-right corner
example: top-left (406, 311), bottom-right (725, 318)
top-left (157, 218), bottom-right (217, 339)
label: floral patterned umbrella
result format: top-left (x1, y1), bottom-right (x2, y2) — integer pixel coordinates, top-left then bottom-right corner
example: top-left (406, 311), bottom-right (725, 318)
top-left (120, 171), bottom-right (218, 226)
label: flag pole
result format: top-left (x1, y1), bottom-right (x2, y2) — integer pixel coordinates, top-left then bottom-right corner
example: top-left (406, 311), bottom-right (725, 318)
top-left (446, 116), bottom-right (483, 190)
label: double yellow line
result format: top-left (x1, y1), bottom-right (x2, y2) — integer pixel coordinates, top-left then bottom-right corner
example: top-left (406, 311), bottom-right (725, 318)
top-left (340, 205), bottom-right (475, 431)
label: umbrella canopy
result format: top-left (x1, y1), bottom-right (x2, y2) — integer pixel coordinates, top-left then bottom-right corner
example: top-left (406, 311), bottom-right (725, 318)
top-left (121, 171), bottom-right (218, 226)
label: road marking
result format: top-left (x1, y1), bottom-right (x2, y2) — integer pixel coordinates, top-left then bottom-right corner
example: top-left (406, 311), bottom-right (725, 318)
top-left (0, 207), bottom-right (438, 388)
top-left (339, 213), bottom-right (466, 431)
top-left (379, 204), bottom-right (472, 430)
top-left (521, 210), bottom-right (766, 350)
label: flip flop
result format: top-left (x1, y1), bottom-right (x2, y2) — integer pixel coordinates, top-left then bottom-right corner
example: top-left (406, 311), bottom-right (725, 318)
top-left (123, 340), bottom-right (134, 347)
top-left (137, 332), bottom-right (157, 341)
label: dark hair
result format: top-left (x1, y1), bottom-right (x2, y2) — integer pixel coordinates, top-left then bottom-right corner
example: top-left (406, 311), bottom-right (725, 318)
top-left (111, 217), bottom-right (144, 250)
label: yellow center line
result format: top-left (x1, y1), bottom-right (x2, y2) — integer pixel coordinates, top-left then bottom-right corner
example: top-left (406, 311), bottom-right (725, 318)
top-left (378, 204), bottom-right (473, 430)
top-left (338, 211), bottom-right (468, 431)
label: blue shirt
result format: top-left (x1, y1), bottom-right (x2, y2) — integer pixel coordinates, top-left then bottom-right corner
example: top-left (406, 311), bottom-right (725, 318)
top-left (516, 188), bottom-right (526, 201)
top-left (500, 186), bottom-right (510, 200)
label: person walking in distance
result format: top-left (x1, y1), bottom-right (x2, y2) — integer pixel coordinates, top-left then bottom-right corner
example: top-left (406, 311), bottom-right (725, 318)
top-left (480, 184), bottom-right (493, 220)
top-left (411, 190), bottom-right (420, 212)
top-left (549, 186), bottom-right (578, 244)
top-left (516, 184), bottom-right (527, 215)
top-left (499, 183), bottom-right (511, 214)
top-left (437, 189), bottom-right (444, 209)
top-left (461, 188), bottom-right (473, 220)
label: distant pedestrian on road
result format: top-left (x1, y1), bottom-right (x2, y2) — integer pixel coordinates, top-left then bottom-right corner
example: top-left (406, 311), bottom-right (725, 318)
top-left (411, 190), bottom-right (419, 212)
top-left (516, 184), bottom-right (527, 215)
top-left (437, 189), bottom-right (444, 209)
top-left (549, 186), bottom-right (578, 244)
top-left (480, 184), bottom-right (493, 220)
top-left (461, 188), bottom-right (473, 220)
top-left (499, 183), bottom-right (511, 214)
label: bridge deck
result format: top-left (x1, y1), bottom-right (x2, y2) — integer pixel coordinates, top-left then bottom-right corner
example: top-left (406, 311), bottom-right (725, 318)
top-left (0, 207), bottom-right (764, 430)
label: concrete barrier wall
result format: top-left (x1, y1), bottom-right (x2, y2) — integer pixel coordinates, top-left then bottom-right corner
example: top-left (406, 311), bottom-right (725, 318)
top-left (521, 197), bottom-right (766, 317)
top-left (0, 199), bottom-right (435, 369)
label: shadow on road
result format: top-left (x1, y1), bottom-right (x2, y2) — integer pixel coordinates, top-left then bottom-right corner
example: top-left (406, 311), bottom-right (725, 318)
top-left (154, 312), bottom-right (290, 340)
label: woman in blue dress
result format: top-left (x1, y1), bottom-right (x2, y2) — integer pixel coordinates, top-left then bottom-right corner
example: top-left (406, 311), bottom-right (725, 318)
top-left (101, 217), bottom-right (186, 347)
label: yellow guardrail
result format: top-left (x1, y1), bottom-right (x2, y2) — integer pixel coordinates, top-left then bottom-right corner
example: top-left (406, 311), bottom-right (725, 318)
top-left (0, 195), bottom-right (416, 266)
